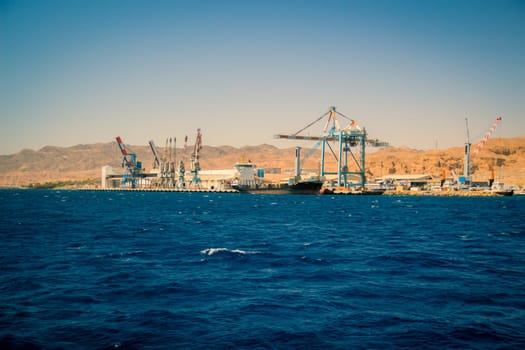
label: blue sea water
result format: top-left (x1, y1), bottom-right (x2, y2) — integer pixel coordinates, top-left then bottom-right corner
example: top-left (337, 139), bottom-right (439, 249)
top-left (1, 189), bottom-right (524, 349)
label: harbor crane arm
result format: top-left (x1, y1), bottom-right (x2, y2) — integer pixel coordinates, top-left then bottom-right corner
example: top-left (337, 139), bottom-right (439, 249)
top-left (274, 134), bottom-right (323, 140)
top-left (193, 129), bottom-right (202, 160)
top-left (472, 117), bottom-right (502, 156)
top-left (189, 128), bottom-right (203, 185)
top-left (116, 136), bottom-right (140, 188)
top-left (274, 107), bottom-right (388, 146)
top-left (292, 110), bottom-right (331, 136)
top-left (148, 140), bottom-right (161, 168)
top-left (116, 136), bottom-right (133, 171)
top-left (274, 134), bottom-right (388, 146)
top-left (366, 138), bottom-right (389, 147)
top-left (191, 128), bottom-right (203, 171)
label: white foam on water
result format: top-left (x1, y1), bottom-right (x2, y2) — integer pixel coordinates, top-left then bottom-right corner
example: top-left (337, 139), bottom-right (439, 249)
top-left (200, 247), bottom-right (229, 256)
top-left (230, 249), bottom-right (247, 255)
top-left (200, 248), bottom-right (254, 256)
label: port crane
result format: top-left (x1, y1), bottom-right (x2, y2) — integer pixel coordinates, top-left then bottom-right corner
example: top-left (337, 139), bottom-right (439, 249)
top-left (116, 136), bottom-right (142, 188)
top-left (275, 106), bottom-right (388, 187)
top-left (148, 138), bottom-right (177, 188)
top-left (463, 116), bottom-right (502, 184)
top-left (190, 128), bottom-right (203, 186)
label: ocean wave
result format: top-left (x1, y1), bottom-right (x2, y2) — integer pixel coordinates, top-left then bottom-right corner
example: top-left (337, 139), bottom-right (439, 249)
top-left (200, 248), bottom-right (255, 256)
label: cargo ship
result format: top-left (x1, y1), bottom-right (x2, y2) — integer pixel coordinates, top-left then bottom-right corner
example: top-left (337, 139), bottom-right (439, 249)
top-left (230, 162), bottom-right (323, 194)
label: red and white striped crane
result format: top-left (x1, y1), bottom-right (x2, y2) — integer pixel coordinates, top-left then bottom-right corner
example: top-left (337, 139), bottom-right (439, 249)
top-left (472, 116), bottom-right (502, 157)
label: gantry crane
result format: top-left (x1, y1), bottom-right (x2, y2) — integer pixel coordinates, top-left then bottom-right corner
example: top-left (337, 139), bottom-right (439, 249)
top-left (115, 136), bottom-right (142, 188)
top-left (275, 106), bottom-right (388, 187)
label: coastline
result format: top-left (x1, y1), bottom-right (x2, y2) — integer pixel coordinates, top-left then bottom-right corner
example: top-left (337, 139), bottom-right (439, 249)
top-left (1, 185), bottom-right (522, 197)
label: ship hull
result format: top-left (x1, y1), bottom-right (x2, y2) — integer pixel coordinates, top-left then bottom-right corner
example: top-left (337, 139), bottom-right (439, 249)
top-left (493, 190), bottom-right (514, 196)
top-left (289, 180), bottom-right (323, 194)
top-left (320, 188), bottom-right (386, 195)
top-left (232, 180), bottom-right (322, 195)
top-left (231, 183), bottom-right (290, 194)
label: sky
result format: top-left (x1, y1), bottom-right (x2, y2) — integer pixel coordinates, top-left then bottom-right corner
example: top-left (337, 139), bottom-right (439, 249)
top-left (1, 0), bottom-right (524, 155)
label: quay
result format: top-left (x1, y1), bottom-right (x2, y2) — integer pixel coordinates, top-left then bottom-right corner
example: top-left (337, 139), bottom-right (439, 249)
top-left (82, 187), bottom-right (239, 193)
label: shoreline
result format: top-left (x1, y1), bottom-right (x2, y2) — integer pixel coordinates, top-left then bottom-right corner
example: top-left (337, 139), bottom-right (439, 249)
top-left (1, 186), bottom-right (522, 197)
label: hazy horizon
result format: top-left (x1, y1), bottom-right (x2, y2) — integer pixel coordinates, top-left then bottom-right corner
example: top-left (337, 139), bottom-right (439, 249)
top-left (1, 0), bottom-right (524, 155)
top-left (3, 134), bottom-right (525, 157)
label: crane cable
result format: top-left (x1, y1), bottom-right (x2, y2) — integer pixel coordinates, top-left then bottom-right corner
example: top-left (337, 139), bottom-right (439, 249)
top-left (292, 110), bottom-right (331, 136)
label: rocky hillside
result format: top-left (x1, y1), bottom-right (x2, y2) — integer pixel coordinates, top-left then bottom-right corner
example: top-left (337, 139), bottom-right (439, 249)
top-left (365, 138), bottom-right (525, 185)
top-left (1, 137), bottom-right (524, 187)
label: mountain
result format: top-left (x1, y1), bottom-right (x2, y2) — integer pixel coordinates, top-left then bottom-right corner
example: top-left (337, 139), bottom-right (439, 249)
top-left (1, 137), bottom-right (524, 187)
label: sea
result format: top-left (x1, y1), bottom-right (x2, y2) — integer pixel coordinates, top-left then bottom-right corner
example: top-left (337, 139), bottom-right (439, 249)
top-left (1, 189), bottom-right (524, 349)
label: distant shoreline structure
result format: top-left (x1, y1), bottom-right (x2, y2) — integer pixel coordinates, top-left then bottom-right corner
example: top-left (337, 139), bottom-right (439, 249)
top-left (1, 186), bottom-right (521, 197)
top-left (1, 137), bottom-right (524, 188)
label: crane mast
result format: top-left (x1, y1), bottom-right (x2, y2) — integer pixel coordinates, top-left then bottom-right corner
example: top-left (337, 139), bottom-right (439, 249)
top-left (190, 128), bottom-right (203, 186)
top-left (463, 116), bottom-right (503, 185)
top-left (151, 137), bottom-right (176, 188)
top-left (464, 118), bottom-right (472, 182)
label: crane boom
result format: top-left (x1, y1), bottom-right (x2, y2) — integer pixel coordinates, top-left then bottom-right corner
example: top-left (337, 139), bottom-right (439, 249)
top-left (148, 140), bottom-right (161, 168)
top-left (273, 107), bottom-right (387, 146)
top-left (472, 117), bottom-right (502, 156)
top-left (116, 136), bottom-right (133, 171)
top-left (115, 136), bottom-right (140, 188)
top-left (274, 134), bottom-right (388, 146)
top-left (192, 128), bottom-right (202, 166)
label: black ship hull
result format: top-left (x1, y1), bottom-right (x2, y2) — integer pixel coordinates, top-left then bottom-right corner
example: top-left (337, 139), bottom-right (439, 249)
top-left (232, 180), bottom-right (322, 195)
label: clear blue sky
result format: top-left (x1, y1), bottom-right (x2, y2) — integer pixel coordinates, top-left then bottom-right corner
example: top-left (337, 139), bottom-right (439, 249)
top-left (1, 0), bottom-right (524, 155)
